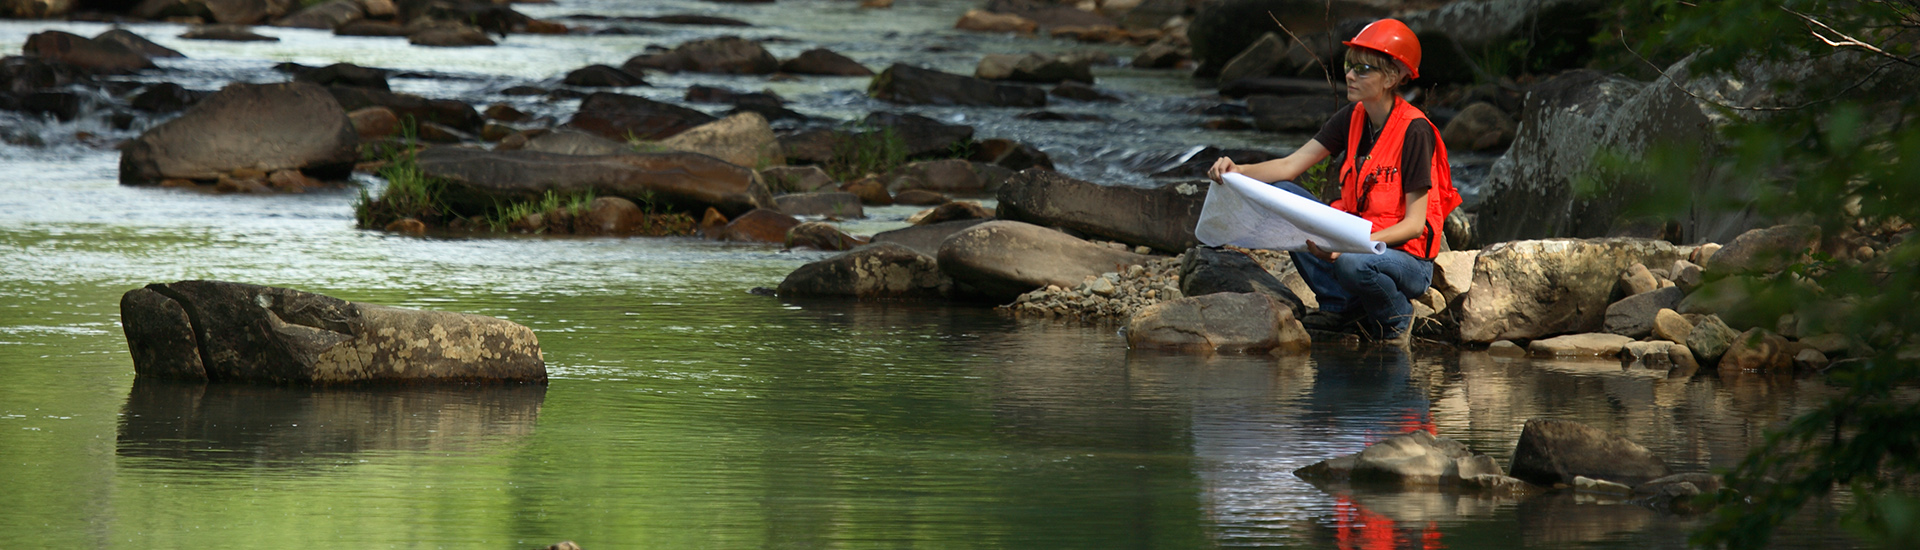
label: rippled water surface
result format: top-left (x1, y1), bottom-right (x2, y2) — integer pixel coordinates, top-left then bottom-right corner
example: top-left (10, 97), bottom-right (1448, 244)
top-left (0, 1), bottom-right (1859, 548)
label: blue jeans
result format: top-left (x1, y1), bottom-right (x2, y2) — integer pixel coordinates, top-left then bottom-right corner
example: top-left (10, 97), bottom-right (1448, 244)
top-left (1271, 181), bottom-right (1433, 332)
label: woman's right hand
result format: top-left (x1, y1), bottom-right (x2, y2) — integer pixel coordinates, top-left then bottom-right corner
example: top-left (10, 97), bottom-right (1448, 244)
top-left (1207, 156), bottom-right (1238, 182)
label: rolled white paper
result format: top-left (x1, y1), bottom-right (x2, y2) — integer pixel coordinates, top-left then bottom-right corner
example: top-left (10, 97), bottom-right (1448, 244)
top-left (1194, 172), bottom-right (1386, 254)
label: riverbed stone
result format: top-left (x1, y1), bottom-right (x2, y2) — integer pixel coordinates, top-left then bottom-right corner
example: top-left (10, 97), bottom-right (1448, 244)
top-left (761, 165), bottom-right (836, 193)
top-left (94, 29), bottom-right (183, 59)
top-left (564, 91), bottom-right (716, 141)
top-left (409, 27), bottom-right (495, 47)
top-left (1719, 328), bottom-right (1793, 373)
top-left (180, 24), bottom-right (279, 41)
top-left (976, 52), bottom-right (1093, 84)
top-left (955, 9), bottom-right (1037, 34)
top-left (623, 35), bottom-right (778, 74)
top-left (1528, 333), bottom-right (1632, 357)
top-left (1685, 314), bottom-right (1739, 365)
top-left (861, 111), bottom-right (976, 159)
top-left (1177, 246), bottom-right (1304, 318)
top-left (1604, 286), bottom-right (1684, 338)
top-left (273, 0), bottom-right (363, 29)
top-left (656, 112), bottom-right (781, 168)
top-left (780, 48), bottom-right (872, 76)
top-left (1650, 308), bottom-right (1694, 344)
top-left (869, 219), bottom-right (989, 257)
top-left (572, 196), bottom-right (643, 235)
top-left (1622, 341), bottom-right (1673, 370)
top-left (1248, 94), bottom-right (1343, 133)
top-left (564, 64), bottom-right (646, 87)
top-left (22, 30), bottom-right (154, 74)
top-left (327, 86), bottom-right (483, 134)
top-left (715, 208), bottom-right (799, 243)
top-left (785, 221), bottom-right (864, 251)
top-left (415, 146), bottom-right (772, 218)
top-left (906, 201), bottom-right (994, 225)
top-left (346, 106), bottom-right (398, 139)
top-left (777, 242), bottom-right (954, 300)
top-left (1124, 292), bottom-right (1308, 354)
top-left (121, 82), bottom-right (357, 185)
top-left (996, 170), bottom-right (1206, 253)
top-left (1217, 32), bottom-right (1286, 85)
top-left (1458, 238), bottom-right (1689, 343)
top-left (1705, 224), bottom-right (1821, 276)
top-left (1351, 431), bottom-right (1476, 486)
top-left (893, 189), bottom-right (949, 206)
top-left (1618, 263), bottom-right (1658, 296)
top-left (1510, 418), bottom-right (1672, 487)
top-left (774, 191), bottom-right (863, 218)
top-left (521, 129), bottom-right (627, 156)
top-left (134, 0), bottom-right (294, 25)
top-left (1441, 101), bottom-right (1516, 152)
top-left (293, 62), bottom-right (389, 91)
top-left (869, 63), bottom-right (1047, 107)
top-left (120, 280), bottom-right (545, 384)
top-left (1669, 259), bottom-right (1704, 291)
top-left (887, 159), bottom-right (998, 195)
top-left (937, 220), bottom-right (1152, 302)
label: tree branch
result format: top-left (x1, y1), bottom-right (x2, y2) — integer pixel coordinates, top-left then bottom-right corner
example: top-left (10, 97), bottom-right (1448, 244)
top-left (1617, 31), bottom-right (1898, 112)
top-left (1269, 12), bottom-right (1340, 95)
top-left (1784, 6), bottom-right (1920, 68)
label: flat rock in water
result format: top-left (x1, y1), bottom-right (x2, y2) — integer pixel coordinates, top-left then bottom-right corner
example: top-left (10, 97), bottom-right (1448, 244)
top-left (780, 48), bottom-right (872, 76)
top-left (870, 219), bottom-right (989, 257)
top-left (121, 280), bottom-right (545, 384)
top-left (869, 63), bottom-right (1047, 107)
top-left (1124, 292), bottom-right (1308, 354)
top-left (1529, 333), bottom-right (1633, 356)
top-left (564, 91), bottom-right (716, 141)
top-left (181, 25), bottom-right (280, 41)
top-left (1509, 418), bottom-right (1671, 487)
top-left (120, 82), bottom-right (358, 184)
top-left (655, 112), bottom-right (780, 168)
top-left (785, 221), bottom-right (864, 251)
top-left (715, 208), bottom-right (799, 243)
top-left (937, 220), bottom-right (1152, 302)
top-left (22, 30), bottom-right (154, 74)
top-left (777, 243), bottom-right (953, 300)
top-left (774, 191), bottom-right (863, 218)
top-left (996, 170), bottom-right (1206, 253)
top-left (760, 165), bottom-right (836, 193)
top-left (415, 146), bottom-right (772, 218)
top-left (94, 29), bottom-right (184, 58)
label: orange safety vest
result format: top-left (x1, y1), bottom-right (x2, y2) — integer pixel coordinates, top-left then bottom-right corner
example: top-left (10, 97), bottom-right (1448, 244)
top-left (1328, 97), bottom-right (1461, 260)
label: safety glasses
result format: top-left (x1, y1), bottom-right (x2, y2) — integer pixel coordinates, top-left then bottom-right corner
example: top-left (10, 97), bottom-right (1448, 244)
top-left (1344, 62), bottom-right (1385, 77)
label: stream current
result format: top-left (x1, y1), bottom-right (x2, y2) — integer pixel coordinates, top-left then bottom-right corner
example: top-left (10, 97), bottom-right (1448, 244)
top-left (0, 1), bottom-right (1860, 548)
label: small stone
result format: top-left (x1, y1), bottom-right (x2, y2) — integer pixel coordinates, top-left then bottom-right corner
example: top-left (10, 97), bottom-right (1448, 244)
top-left (1529, 333), bottom-right (1634, 357)
top-left (1135, 245), bottom-right (1152, 255)
top-left (1620, 263), bottom-right (1658, 296)
top-left (1669, 260), bottom-right (1704, 292)
top-left (1692, 243), bottom-right (1722, 265)
top-left (1793, 348), bottom-right (1830, 371)
top-left (1574, 475), bottom-right (1634, 496)
top-left (1488, 340), bottom-right (1526, 356)
top-left (383, 218), bottom-right (427, 235)
top-left (1087, 277), bottom-right (1116, 296)
top-left (1668, 343), bottom-right (1700, 378)
top-left (1652, 308), bottom-right (1693, 343)
top-left (1799, 333), bottom-right (1851, 355)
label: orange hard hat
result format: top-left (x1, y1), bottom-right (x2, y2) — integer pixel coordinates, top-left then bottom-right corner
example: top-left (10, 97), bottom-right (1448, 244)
top-left (1343, 18), bottom-right (1421, 80)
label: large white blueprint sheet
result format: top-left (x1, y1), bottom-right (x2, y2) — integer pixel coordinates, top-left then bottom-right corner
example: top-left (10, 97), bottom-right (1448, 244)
top-left (1194, 172), bottom-right (1387, 254)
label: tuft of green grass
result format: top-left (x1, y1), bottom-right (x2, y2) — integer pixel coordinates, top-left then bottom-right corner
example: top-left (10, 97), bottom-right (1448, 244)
top-left (354, 119), bottom-right (451, 229)
top-left (823, 124), bottom-right (909, 181)
top-left (484, 189), bottom-right (596, 233)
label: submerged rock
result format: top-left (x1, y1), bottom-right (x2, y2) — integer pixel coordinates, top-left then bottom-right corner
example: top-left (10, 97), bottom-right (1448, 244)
top-left (1125, 292), bottom-right (1308, 354)
top-left (777, 243), bottom-right (954, 301)
top-left (780, 48), bottom-right (873, 76)
top-left (622, 35), bottom-right (779, 74)
top-left (1509, 418), bottom-right (1671, 487)
top-left (120, 82), bottom-right (358, 185)
top-left (868, 63), bottom-right (1047, 107)
top-left (121, 280), bottom-right (545, 385)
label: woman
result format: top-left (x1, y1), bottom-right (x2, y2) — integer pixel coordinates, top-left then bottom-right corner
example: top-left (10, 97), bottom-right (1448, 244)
top-left (1206, 18), bottom-right (1460, 343)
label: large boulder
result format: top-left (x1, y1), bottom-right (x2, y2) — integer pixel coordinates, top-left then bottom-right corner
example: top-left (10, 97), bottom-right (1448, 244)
top-left (21, 31), bottom-right (153, 74)
top-left (622, 36), bottom-right (778, 74)
top-left (887, 158), bottom-right (1006, 196)
top-left (861, 112), bottom-right (975, 159)
top-left (975, 52), bottom-right (1093, 84)
top-left (327, 85), bottom-right (482, 134)
top-left (869, 219), bottom-right (990, 257)
top-left (1124, 292), bottom-right (1309, 354)
top-left (777, 243), bottom-right (953, 301)
top-left (1470, 65), bottom-right (1748, 246)
top-left (1458, 238), bottom-right (1689, 343)
top-left (120, 82), bottom-right (357, 185)
top-left (522, 129), bottom-right (628, 156)
top-left (1704, 224), bottom-right (1820, 276)
top-left (868, 63), bottom-right (1047, 108)
top-left (564, 91), bottom-right (716, 142)
top-left (780, 48), bottom-right (872, 76)
top-left (1509, 419), bottom-right (1671, 487)
top-left (937, 220), bottom-right (1152, 302)
top-left (656, 112), bottom-right (780, 168)
top-left (93, 29), bottom-right (184, 58)
top-left (996, 170), bottom-right (1206, 253)
top-left (1177, 246), bottom-right (1304, 317)
top-left (1603, 285), bottom-right (1685, 338)
top-left (1350, 431), bottom-right (1476, 486)
top-left (120, 280), bottom-right (544, 384)
top-left (1399, 0), bottom-right (1605, 78)
top-left (414, 146), bottom-right (773, 218)
top-left (295, 63), bottom-right (389, 91)
top-left (1216, 32), bottom-right (1286, 85)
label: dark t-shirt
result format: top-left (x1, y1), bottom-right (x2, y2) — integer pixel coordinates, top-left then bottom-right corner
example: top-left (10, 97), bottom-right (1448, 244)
top-left (1312, 103), bottom-right (1434, 195)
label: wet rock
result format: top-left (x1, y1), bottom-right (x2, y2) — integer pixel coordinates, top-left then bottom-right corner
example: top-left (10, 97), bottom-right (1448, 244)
top-left (1604, 286), bottom-right (1684, 338)
top-left (868, 63), bottom-right (1047, 108)
top-left (1633, 473), bottom-right (1721, 497)
top-left (22, 31), bottom-right (154, 74)
top-left (1618, 262), bottom-right (1660, 296)
top-left (1528, 333), bottom-right (1632, 357)
top-left (94, 29), bottom-right (184, 58)
top-left (839, 175), bottom-right (892, 206)
top-left (777, 242), bottom-right (953, 301)
top-left (862, 112), bottom-right (975, 158)
top-left (295, 63), bottom-right (389, 91)
top-left (120, 280), bottom-right (545, 384)
top-left (1510, 418), bottom-right (1671, 487)
top-left (656, 112), bottom-right (780, 168)
top-left (414, 120), bottom-right (472, 143)
top-left (760, 165), bottom-right (835, 193)
top-left (1131, 35), bottom-right (1189, 69)
top-left (886, 159), bottom-right (998, 196)
top-left (907, 201), bottom-right (993, 225)
top-left (616, 14), bottom-right (752, 26)
top-left (1651, 308), bottom-right (1693, 344)
top-left (131, 83), bottom-right (205, 113)
top-left (892, 189), bottom-right (948, 206)
top-left (383, 217), bottom-right (427, 235)
top-left (714, 208), bottom-right (799, 243)
top-left (1151, 147), bottom-right (1280, 179)
top-left (1458, 238), bottom-right (1688, 343)
top-left (415, 146), bottom-right (772, 218)
top-left (1248, 94), bottom-right (1343, 133)
top-left (1705, 224), bottom-right (1820, 276)
top-left (975, 52), bottom-right (1093, 84)
top-left (1793, 348), bottom-right (1830, 371)
top-left (622, 35), bottom-right (778, 74)
top-left (785, 221), bottom-right (864, 251)
top-left (969, 138), bottom-right (1054, 171)
top-left (563, 64), bottom-right (646, 87)
top-left (779, 48), bottom-right (872, 76)
top-left (409, 27), bottom-right (496, 47)
top-left (869, 219), bottom-right (989, 257)
top-left (335, 20), bottom-right (409, 36)
top-left (522, 129), bottom-right (627, 156)
top-left (274, 0), bottom-right (364, 29)
top-left (774, 191), bottom-right (863, 218)
top-left (1669, 259), bottom-right (1704, 291)
top-left (937, 220), bottom-right (1152, 302)
top-left (563, 91), bottom-right (715, 141)
top-left (181, 24), bottom-right (279, 41)
top-left (1217, 32), bottom-right (1285, 84)
top-left (1177, 246), bottom-right (1304, 318)
top-left (1125, 292), bottom-right (1308, 354)
top-left (955, 9), bottom-right (1036, 34)
top-left (996, 170), bottom-right (1206, 253)
top-left (1622, 341), bottom-right (1673, 370)
top-left (1574, 475), bottom-right (1634, 496)
top-left (1486, 340), bottom-right (1525, 356)
top-left (1719, 328), bottom-right (1793, 373)
top-left (121, 82), bottom-right (358, 185)
top-left (1685, 314), bottom-right (1739, 365)
top-left (134, 0), bottom-right (294, 25)
top-left (573, 197), bottom-right (643, 235)
top-left (1441, 101), bottom-right (1516, 152)
top-left (1048, 81), bottom-right (1118, 102)
top-left (328, 86), bottom-right (483, 134)
top-left (483, 103), bottom-right (529, 122)
top-left (1352, 431), bottom-right (1477, 486)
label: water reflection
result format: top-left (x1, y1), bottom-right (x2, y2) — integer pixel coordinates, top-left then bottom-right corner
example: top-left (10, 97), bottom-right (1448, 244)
top-left (117, 380), bottom-right (545, 469)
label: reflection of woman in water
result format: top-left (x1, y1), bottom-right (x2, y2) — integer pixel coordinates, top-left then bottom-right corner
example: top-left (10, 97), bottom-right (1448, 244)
top-left (1207, 19), bottom-right (1462, 344)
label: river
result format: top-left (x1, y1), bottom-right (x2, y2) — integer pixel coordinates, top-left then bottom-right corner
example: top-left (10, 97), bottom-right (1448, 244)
top-left (0, 1), bottom-right (1859, 548)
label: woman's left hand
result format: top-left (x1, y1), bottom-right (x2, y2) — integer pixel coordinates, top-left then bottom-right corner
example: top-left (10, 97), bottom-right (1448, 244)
top-left (1306, 240), bottom-right (1339, 262)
